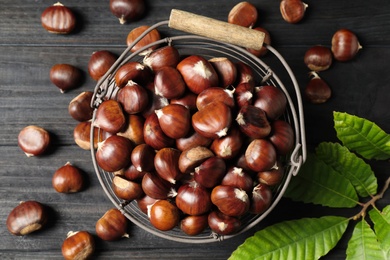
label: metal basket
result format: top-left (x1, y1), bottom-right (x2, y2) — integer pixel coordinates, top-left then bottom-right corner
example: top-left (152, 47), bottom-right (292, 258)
top-left (90, 10), bottom-right (307, 243)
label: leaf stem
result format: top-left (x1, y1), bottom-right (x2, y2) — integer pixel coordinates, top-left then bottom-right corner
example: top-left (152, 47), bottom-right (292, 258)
top-left (352, 176), bottom-right (390, 220)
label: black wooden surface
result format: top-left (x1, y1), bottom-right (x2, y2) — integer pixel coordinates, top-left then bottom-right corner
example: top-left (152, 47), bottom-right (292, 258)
top-left (1, 0), bottom-right (389, 259)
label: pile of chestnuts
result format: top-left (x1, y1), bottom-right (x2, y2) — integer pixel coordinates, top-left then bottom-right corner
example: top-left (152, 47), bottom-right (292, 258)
top-left (91, 42), bottom-right (295, 236)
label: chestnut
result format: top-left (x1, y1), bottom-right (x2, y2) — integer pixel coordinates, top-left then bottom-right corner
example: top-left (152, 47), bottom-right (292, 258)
top-left (176, 55), bottom-right (219, 94)
top-left (194, 157), bottom-right (227, 188)
top-left (257, 161), bottom-right (284, 186)
top-left (112, 175), bottom-right (144, 200)
top-left (304, 71), bottom-right (332, 104)
top-left (131, 144), bottom-right (156, 172)
top-left (114, 62), bottom-right (153, 88)
top-left (117, 114), bottom-right (145, 145)
top-left (52, 162), bottom-right (84, 193)
top-left (331, 29), bottom-right (362, 61)
top-left (142, 172), bottom-right (176, 200)
top-left (211, 185), bottom-right (250, 217)
top-left (208, 57), bottom-right (237, 87)
top-left (143, 45), bottom-right (181, 71)
top-left (235, 62), bottom-right (256, 88)
top-left (96, 135), bottom-right (133, 172)
top-left (249, 183), bottom-right (273, 214)
top-left (136, 195), bottom-right (158, 214)
top-left (245, 139), bottom-right (277, 172)
top-left (280, 0), bottom-right (308, 24)
top-left (154, 148), bottom-right (182, 184)
top-left (143, 113), bottom-right (174, 150)
top-left (304, 45), bottom-right (333, 72)
top-left (96, 208), bottom-right (129, 241)
top-left (234, 82), bottom-right (254, 108)
top-left (155, 104), bottom-right (191, 139)
top-left (208, 210), bottom-right (241, 235)
top-left (227, 1), bottom-right (258, 28)
top-left (68, 91), bottom-right (94, 122)
top-left (148, 200), bottom-right (180, 231)
top-left (88, 50), bottom-right (117, 81)
top-left (196, 87), bottom-right (235, 110)
top-left (74, 121), bottom-right (103, 150)
top-left (93, 99), bottom-right (126, 134)
top-left (178, 146), bottom-right (214, 174)
top-left (180, 214), bottom-right (208, 236)
top-left (253, 85), bottom-right (287, 120)
top-left (236, 105), bottom-right (271, 139)
top-left (126, 25), bottom-right (161, 53)
top-left (220, 167), bottom-right (253, 194)
top-left (41, 2), bottom-right (76, 34)
top-left (117, 82), bottom-right (149, 114)
top-left (18, 125), bottom-right (50, 157)
top-left (192, 101), bottom-right (232, 139)
top-left (142, 83), bottom-right (169, 118)
top-left (210, 125), bottom-right (243, 159)
top-left (170, 91), bottom-right (198, 113)
top-left (176, 181), bottom-right (212, 216)
top-left (109, 0), bottom-right (145, 24)
top-left (61, 231), bottom-right (95, 260)
top-left (269, 119), bottom-right (295, 155)
top-left (176, 130), bottom-right (212, 152)
top-left (123, 164), bottom-right (147, 181)
top-left (7, 200), bottom-right (48, 236)
top-left (50, 64), bottom-right (82, 93)
top-left (154, 66), bottom-right (186, 99)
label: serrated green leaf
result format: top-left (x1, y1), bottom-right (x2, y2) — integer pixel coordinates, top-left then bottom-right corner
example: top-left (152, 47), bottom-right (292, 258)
top-left (229, 216), bottom-right (349, 260)
top-left (333, 111), bottom-right (390, 160)
top-left (316, 142), bottom-right (377, 197)
top-left (284, 153), bottom-right (359, 208)
top-left (369, 206), bottom-right (390, 258)
top-left (346, 218), bottom-right (387, 260)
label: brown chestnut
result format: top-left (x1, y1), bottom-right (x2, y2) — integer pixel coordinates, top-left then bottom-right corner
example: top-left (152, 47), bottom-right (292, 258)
top-left (114, 62), bottom-right (153, 88)
top-left (194, 156), bottom-right (227, 188)
top-left (61, 231), bottom-right (95, 260)
top-left (304, 45), bottom-right (333, 72)
top-left (50, 64), bottom-right (82, 93)
top-left (257, 161), bottom-right (284, 186)
top-left (7, 200), bottom-right (48, 236)
top-left (136, 195), bottom-right (158, 214)
top-left (253, 85), bottom-right (287, 120)
top-left (143, 45), bottom-right (181, 71)
top-left (112, 175), bottom-right (144, 200)
top-left (211, 185), bottom-right (250, 217)
top-left (117, 82), bottom-right (149, 114)
top-left (236, 105), bottom-right (271, 139)
top-left (41, 2), bottom-right (76, 34)
top-left (220, 167), bottom-right (253, 194)
top-left (196, 87), bottom-right (235, 110)
top-left (88, 50), bottom-right (117, 81)
top-left (280, 0), bottom-right (308, 24)
top-left (249, 183), bottom-right (273, 214)
top-left (180, 214), bottom-right (208, 236)
top-left (96, 208), bottom-right (129, 241)
top-left (235, 62), bottom-right (256, 87)
top-left (177, 55), bottom-right (219, 94)
top-left (148, 200), bottom-right (180, 231)
top-left (143, 113), bottom-right (175, 150)
top-left (126, 25), bottom-right (161, 53)
top-left (176, 181), bottom-right (212, 216)
top-left (74, 121), bottom-right (104, 150)
top-left (93, 99), bottom-right (126, 134)
top-left (68, 91), bottom-right (94, 122)
top-left (304, 71), bottom-right (332, 104)
top-left (154, 148), bottom-right (182, 184)
top-left (170, 91), bottom-right (198, 113)
top-left (96, 135), bottom-right (133, 172)
top-left (18, 125), bottom-right (50, 157)
top-left (141, 172), bottom-right (176, 200)
top-left (117, 114), bottom-right (145, 145)
top-left (245, 139), bottom-right (277, 172)
top-left (331, 29), bottom-right (362, 61)
top-left (192, 101), bottom-right (232, 139)
top-left (155, 104), bottom-right (191, 139)
top-left (210, 125), bottom-right (243, 159)
top-left (110, 0), bottom-right (145, 24)
top-left (227, 1), bottom-right (258, 28)
top-left (234, 82), bottom-right (254, 108)
top-left (154, 66), bottom-right (186, 99)
top-left (131, 144), bottom-right (156, 172)
top-left (208, 57), bottom-right (237, 87)
top-left (176, 131), bottom-right (212, 152)
top-left (208, 210), bottom-right (241, 235)
top-left (178, 146), bottom-right (214, 174)
top-left (52, 162), bottom-right (84, 193)
top-left (268, 119), bottom-right (295, 155)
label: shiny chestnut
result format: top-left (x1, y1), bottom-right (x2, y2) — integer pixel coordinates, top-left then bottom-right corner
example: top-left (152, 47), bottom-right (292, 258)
top-left (41, 2), bottom-right (76, 34)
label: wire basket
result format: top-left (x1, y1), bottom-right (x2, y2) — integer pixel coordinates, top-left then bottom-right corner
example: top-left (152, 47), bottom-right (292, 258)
top-left (90, 10), bottom-right (307, 243)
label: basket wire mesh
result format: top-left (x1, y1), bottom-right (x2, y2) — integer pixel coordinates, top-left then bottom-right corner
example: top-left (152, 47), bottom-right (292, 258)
top-left (90, 19), bottom-right (307, 243)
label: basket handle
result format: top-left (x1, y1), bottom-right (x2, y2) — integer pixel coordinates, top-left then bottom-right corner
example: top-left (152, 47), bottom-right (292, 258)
top-left (168, 9), bottom-right (265, 50)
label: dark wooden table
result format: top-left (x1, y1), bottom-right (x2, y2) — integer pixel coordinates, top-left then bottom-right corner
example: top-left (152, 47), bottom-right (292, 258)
top-left (1, 1), bottom-right (389, 259)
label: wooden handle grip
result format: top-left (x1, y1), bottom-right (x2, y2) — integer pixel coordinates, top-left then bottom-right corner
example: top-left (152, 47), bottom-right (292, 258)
top-left (168, 9), bottom-right (264, 50)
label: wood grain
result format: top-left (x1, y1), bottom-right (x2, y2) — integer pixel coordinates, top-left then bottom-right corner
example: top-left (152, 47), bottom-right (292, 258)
top-left (1, 0), bottom-right (389, 259)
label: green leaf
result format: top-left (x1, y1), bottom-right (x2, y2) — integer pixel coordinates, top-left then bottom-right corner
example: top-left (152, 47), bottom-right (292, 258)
top-left (346, 218), bottom-right (387, 260)
top-left (333, 111), bottom-right (390, 160)
top-left (229, 216), bottom-right (349, 260)
top-left (369, 206), bottom-right (390, 258)
top-left (316, 142), bottom-right (378, 197)
top-left (284, 153), bottom-right (359, 208)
